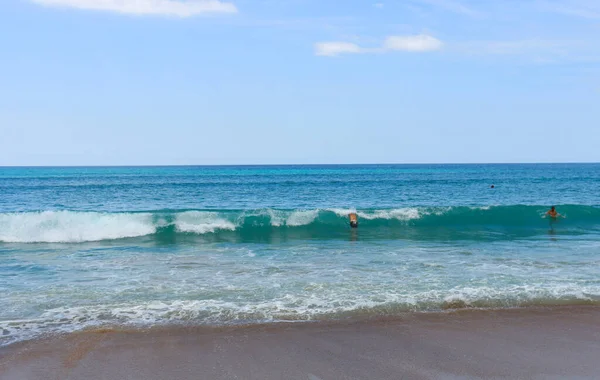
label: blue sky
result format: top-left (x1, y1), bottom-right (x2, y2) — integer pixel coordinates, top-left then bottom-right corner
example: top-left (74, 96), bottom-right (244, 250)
top-left (0, 0), bottom-right (599, 165)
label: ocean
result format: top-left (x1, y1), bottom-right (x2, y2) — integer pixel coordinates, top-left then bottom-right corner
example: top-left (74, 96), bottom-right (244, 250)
top-left (1, 164), bottom-right (599, 347)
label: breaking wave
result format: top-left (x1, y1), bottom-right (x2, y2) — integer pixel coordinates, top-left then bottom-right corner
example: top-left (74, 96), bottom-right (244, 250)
top-left (1, 205), bottom-right (599, 243)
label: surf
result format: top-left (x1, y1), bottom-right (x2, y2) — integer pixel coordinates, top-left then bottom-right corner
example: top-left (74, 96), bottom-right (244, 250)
top-left (1, 205), bottom-right (599, 243)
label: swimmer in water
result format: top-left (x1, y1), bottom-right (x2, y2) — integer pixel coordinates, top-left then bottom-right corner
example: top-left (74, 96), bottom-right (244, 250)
top-left (546, 206), bottom-right (562, 219)
top-left (349, 213), bottom-right (358, 228)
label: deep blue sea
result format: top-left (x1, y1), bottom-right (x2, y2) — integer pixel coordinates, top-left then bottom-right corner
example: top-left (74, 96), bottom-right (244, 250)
top-left (1, 164), bottom-right (600, 346)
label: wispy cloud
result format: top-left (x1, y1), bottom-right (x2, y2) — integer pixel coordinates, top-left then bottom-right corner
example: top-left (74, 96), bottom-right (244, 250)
top-left (315, 42), bottom-right (363, 57)
top-left (31, 0), bottom-right (238, 17)
top-left (374, 3), bottom-right (384, 9)
top-left (411, 0), bottom-right (482, 17)
top-left (455, 38), bottom-right (598, 63)
top-left (384, 35), bottom-right (443, 52)
top-left (315, 34), bottom-right (443, 57)
top-left (539, 1), bottom-right (600, 19)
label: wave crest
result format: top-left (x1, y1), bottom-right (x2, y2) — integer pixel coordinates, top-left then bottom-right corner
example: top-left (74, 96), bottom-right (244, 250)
top-left (1, 205), bottom-right (598, 243)
top-left (0, 211), bottom-right (155, 243)
top-left (175, 211), bottom-right (236, 234)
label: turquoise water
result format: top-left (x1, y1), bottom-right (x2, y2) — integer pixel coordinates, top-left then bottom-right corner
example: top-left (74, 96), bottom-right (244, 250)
top-left (1, 164), bottom-right (600, 346)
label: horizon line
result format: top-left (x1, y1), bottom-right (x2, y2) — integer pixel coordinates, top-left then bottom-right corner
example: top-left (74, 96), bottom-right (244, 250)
top-left (1, 161), bottom-right (599, 168)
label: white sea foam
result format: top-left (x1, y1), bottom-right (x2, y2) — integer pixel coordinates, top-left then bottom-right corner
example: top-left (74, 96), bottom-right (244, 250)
top-left (3, 283), bottom-right (599, 347)
top-left (358, 208), bottom-right (423, 221)
top-left (286, 210), bottom-right (320, 226)
top-left (175, 211), bottom-right (236, 234)
top-left (266, 209), bottom-right (286, 227)
top-left (0, 211), bottom-right (156, 243)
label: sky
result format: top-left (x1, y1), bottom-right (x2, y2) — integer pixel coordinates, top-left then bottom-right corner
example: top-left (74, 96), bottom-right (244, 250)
top-left (0, 0), bottom-right (599, 165)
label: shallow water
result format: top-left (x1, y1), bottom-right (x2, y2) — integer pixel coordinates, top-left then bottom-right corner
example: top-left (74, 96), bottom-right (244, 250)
top-left (1, 164), bottom-right (599, 346)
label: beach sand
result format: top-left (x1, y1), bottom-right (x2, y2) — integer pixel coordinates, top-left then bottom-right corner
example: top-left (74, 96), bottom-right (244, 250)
top-left (2, 306), bottom-right (600, 380)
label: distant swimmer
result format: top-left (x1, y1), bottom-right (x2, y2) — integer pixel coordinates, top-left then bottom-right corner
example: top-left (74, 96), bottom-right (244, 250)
top-left (490, 185), bottom-right (495, 189)
top-left (546, 206), bottom-right (563, 219)
top-left (349, 213), bottom-right (358, 228)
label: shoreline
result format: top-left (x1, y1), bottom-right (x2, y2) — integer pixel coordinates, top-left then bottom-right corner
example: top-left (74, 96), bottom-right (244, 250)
top-left (2, 305), bottom-right (600, 379)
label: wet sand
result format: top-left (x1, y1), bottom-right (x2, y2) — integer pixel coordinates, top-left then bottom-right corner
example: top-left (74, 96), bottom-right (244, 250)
top-left (2, 306), bottom-right (600, 380)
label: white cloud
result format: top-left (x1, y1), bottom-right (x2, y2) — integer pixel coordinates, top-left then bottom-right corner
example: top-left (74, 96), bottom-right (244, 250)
top-left (31, 0), bottom-right (238, 17)
top-left (315, 42), bottom-right (362, 57)
top-left (384, 35), bottom-right (443, 52)
top-left (315, 34), bottom-right (443, 57)
top-left (374, 3), bottom-right (384, 9)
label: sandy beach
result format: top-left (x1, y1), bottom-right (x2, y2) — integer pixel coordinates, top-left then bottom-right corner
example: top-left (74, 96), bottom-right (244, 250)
top-left (2, 306), bottom-right (600, 380)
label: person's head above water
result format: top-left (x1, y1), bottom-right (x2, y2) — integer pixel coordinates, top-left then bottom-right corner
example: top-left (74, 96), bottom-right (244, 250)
top-left (546, 206), bottom-right (563, 219)
top-left (349, 213), bottom-right (358, 228)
